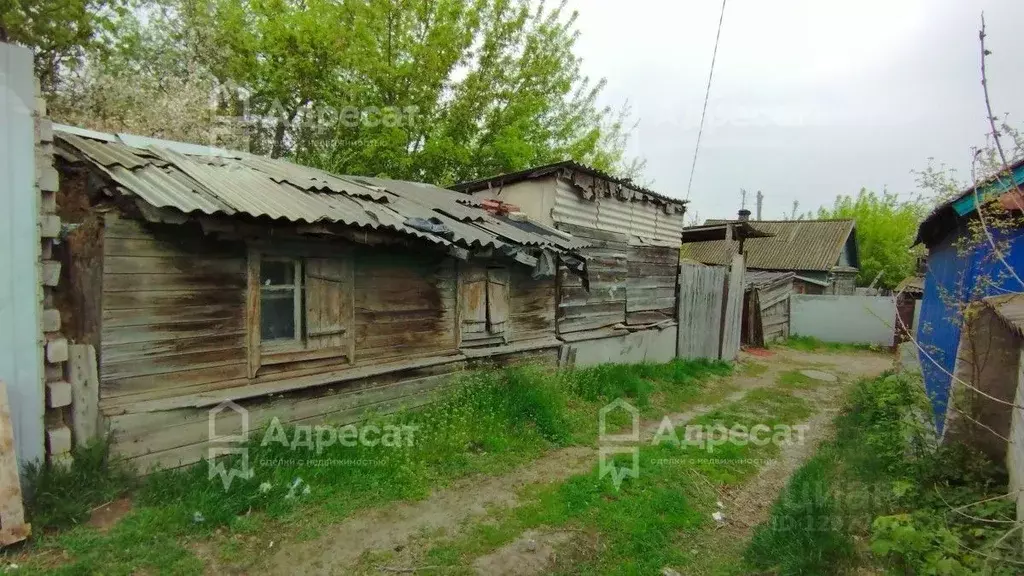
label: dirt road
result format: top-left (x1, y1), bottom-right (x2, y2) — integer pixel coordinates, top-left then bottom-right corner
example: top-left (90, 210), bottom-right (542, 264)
top-left (262, 348), bottom-right (892, 575)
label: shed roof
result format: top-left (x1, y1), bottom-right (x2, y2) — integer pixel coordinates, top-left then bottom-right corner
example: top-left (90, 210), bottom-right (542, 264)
top-left (54, 126), bottom-right (588, 259)
top-left (745, 270), bottom-right (796, 290)
top-left (684, 219), bottom-right (857, 272)
top-left (983, 293), bottom-right (1024, 337)
top-left (452, 160), bottom-right (687, 211)
top-left (915, 157), bottom-right (1024, 248)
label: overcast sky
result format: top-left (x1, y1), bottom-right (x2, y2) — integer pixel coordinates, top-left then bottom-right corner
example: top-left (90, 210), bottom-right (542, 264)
top-left (567, 0), bottom-right (1024, 221)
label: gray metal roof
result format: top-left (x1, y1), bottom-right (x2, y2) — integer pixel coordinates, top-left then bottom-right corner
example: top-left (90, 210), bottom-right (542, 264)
top-left (984, 293), bottom-right (1024, 337)
top-left (54, 126), bottom-right (587, 255)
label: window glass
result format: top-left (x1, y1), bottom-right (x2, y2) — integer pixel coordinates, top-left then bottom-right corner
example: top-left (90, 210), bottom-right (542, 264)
top-left (261, 291), bottom-right (295, 341)
top-left (261, 260), bottom-right (294, 286)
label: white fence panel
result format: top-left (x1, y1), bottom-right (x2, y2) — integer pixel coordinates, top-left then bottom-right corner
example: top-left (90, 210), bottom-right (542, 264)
top-left (790, 294), bottom-right (896, 346)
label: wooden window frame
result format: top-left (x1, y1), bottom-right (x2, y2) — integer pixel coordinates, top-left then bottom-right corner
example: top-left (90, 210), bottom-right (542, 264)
top-left (246, 246), bottom-right (354, 378)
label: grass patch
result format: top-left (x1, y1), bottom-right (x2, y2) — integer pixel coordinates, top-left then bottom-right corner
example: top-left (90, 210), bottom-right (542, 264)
top-left (739, 361), bottom-right (770, 377)
top-left (418, 388), bottom-right (815, 575)
top-left (775, 369), bottom-right (816, 390)
top-left (12, 359), bottom-right (731, 575)
top-left (740, 372), bottom-right (1024, 575)
top-left (22, 440), bottom-right (136, 531)
top-left (779, 334), bottom-right (882, 353)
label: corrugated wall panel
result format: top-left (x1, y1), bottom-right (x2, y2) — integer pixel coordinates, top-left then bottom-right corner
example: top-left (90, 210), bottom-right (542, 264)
top-left (553, 179), bottom-right (599, 230)
top-left (553, 178), bottom-right (683, 247)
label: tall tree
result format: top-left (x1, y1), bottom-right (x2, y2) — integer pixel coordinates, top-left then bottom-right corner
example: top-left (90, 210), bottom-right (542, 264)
top-left (0, 0), bottom-right (125, 91)
top-left (816, 189), bottom-right (926, 289)
top-left (41, 0), bottom-right (645, 186)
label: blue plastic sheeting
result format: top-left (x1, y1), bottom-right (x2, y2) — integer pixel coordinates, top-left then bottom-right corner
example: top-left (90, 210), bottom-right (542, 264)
top-left (917, 226), bottom-right (1024, 432)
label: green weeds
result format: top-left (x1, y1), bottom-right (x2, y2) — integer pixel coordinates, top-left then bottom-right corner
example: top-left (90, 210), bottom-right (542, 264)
top-left (741, 372), bottom-right (1024, 575)
top-left (780, 334), bottom-right (883, 353)
top-left (14, 359), bottom-right (731, 575)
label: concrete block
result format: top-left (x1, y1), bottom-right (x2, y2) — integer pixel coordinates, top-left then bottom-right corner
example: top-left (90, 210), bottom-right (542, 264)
top-left (46, 337), bottom-right (68, 364)
top-left (50, 452), bottom-right (74, 470)
top-left (42, 309), bottom-right (61, 333)
top-left (35, 96), bottom-right (47, 117)
top-left (41, 190), bottom-right (57, 214)
top-left (38, 164), bottom-right (59, 192)
top-left (40, 214), bottom-right (61, 238)
top-left (46, 426), bottom-right (72, 455)
top-left (46, 381), bottom-right (72, 408)
top-left (37, 117), bottom-right (53, 143)
top-left (42, 260), bottom-right (61, 287)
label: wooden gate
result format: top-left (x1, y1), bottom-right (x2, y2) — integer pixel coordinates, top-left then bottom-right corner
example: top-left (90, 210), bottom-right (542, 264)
top-left (677, 263), bottom-right (726, 359)
top-left (677, 255), bottom-right (745, 360)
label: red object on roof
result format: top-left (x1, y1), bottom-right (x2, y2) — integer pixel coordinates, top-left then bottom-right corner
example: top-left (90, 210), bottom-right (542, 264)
top-left (480, 198), bottom-right (521, 215)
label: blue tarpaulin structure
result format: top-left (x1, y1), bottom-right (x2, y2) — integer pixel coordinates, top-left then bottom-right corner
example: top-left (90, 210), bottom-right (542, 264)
top-left (914, 159), bottom-right (1024, 433)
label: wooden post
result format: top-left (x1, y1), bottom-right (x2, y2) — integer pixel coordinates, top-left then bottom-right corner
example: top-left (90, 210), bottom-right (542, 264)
top-left (67, 344), bottom-right (100, 447)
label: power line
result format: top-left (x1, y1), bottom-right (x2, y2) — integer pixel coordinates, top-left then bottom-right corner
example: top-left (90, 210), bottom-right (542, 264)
top-left (685, 0), bottom-right (729, 201)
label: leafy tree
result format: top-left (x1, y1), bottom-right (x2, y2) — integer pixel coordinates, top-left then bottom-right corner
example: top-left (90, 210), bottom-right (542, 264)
top-left (0, 0), bottom-right (125, 91)
top-left (37, 0), bottom-right (644, 186)
top-left (816, 189), bottom-right (926, 289)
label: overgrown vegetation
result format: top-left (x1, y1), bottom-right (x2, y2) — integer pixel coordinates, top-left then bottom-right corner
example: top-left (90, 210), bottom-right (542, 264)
top-left (12, 359), bottom-right (729, 574)
top-left (742, 372), bottom-right (1024, 575)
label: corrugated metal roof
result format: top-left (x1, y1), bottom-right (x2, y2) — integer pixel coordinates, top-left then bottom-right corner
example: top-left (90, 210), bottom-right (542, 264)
top-left (895, 275), bottom-right (925, 295)
top-left (454, 160), bottom-right (687, 210)
top-left (684, 219), bottom-right (856, 272)
top-left (745, 270), bottom-right (795, 289)
top-left (984, 293), bottom-right (1024, 337)
top-left (55, 126), bottom-right (586, 256)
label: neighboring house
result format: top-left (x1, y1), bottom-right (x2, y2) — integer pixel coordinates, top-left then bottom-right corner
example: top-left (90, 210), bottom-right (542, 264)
top-left (894, 274), bottom-right (924, 344)
top-left (913, 157), bottom-right (1024, 433)
top-left (50, 125), bottom-right (590, 471)
top-left (683, 218), bottom-right (860, 295)
top-left (454, 160), bottom-right (688, 365)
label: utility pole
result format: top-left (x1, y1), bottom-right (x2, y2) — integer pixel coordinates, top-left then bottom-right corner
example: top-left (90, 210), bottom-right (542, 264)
top-left (789, 200), bottom-right (799, 220)
top-left (740, 188), bottom-right (747, 211)
top-left (756, 190), bottom-right (763, 220)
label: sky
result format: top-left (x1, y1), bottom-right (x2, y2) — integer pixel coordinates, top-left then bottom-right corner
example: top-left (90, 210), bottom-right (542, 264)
top-left (566, 0), bottom-right (1024, 222)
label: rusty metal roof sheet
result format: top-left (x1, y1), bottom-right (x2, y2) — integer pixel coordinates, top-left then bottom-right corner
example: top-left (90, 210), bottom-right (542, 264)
top-left (684, 219), bottom-right (857, 272)
top-left (54, 125), bottom-right (585, 255)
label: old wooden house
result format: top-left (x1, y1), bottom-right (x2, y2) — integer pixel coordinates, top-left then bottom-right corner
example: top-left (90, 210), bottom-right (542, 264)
top-left (454, 161), bottom-right (689, 365)
top-left (49, 126), bottom-right (591, 471)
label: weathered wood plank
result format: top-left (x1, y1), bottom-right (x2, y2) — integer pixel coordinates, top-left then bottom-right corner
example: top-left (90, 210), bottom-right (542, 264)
top-left (103, 290), bottom-right (245, 310)
top-left (102, 348), bottom-right (245, 381)
top-left (103, 255), bottom-right (246, 276)
top-left (102, 318), bottom-right (245, 345)
top-left (102, 362), bottom-right (249, 398)
top-left (720, 255), bottom-right (745, 361)
top-left (677, 263), bottom-right (725, 359)
top-left (104, 273), bottom-right (245, 292)
top-left (102, 333), bottom-right (246, 365)
top-left (103, 305), bottom-right (242, 327)
top-left (68, 345), bottom-right (100, 447)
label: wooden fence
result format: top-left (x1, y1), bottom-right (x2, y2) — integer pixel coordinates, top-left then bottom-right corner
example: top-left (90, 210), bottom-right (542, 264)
top-left (677, 255), bottom-right (745, 360)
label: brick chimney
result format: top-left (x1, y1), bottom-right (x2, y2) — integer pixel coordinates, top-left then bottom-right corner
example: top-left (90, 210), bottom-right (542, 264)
top-left (737, 208), bottom-right (751, 222)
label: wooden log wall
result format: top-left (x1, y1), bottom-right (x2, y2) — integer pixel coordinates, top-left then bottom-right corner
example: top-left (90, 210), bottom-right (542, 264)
top-left (91, 214), bottom-right (560, 471)
top-left (354, 249), bottom-right (457, 360)
top-left (101, 215), bottom-right (249, 403)
top-left (555, 223), bottom-right (628, 334)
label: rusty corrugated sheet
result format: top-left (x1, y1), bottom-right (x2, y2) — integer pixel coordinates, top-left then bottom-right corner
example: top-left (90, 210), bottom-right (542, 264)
top-left (686, 219), bottom-right (856, 272)
top-left (55, 126), bottom-right (586, 255)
